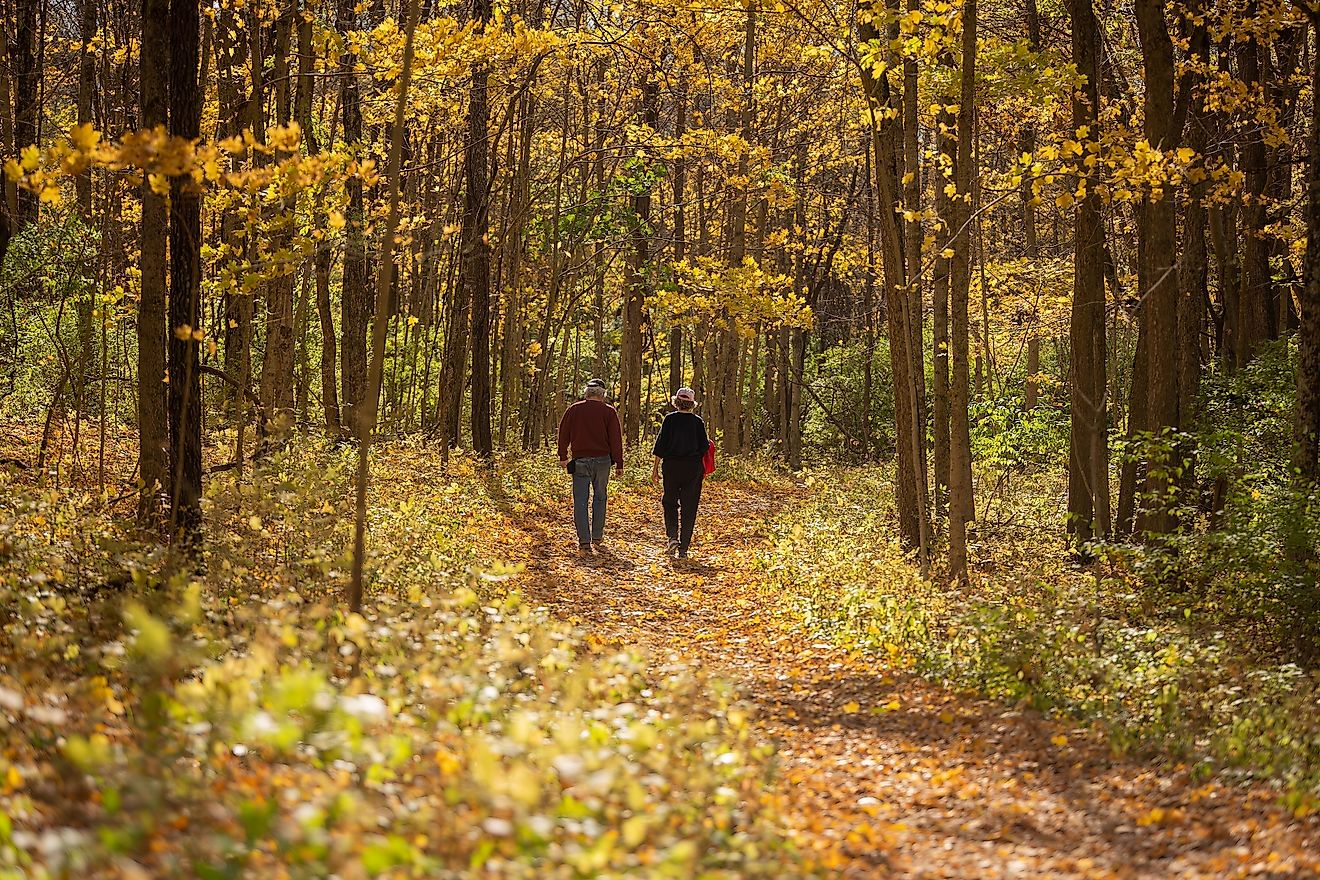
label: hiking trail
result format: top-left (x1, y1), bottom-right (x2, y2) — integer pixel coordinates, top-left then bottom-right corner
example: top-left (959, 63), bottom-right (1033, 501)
top-left (516, 480), bottom-right (1320, 879)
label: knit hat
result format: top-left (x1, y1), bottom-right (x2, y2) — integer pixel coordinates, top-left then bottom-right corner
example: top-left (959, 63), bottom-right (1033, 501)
top-left (584, 378), bottom-right (607, 396)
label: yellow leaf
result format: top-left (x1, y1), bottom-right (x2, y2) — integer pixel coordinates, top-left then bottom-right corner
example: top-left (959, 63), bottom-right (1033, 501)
top-left (328, 210), bottom-right (346, 231)
top-left (70, 122), bottom-right (100, 152)
top-left (842, 700), bottom-right (860, 714)
top-left (1051, 733), bottom-right (1068, 747)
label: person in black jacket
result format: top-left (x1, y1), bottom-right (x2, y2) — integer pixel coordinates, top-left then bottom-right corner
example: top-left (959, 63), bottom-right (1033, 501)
top-left (651, 387), bottom-right (709, 559)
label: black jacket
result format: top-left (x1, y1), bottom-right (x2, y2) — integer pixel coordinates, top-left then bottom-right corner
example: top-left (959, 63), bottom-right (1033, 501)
top-left (652, 411), bottom-right (708, 459)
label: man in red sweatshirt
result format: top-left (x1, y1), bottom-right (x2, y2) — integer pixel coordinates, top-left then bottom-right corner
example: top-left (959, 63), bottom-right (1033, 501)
top-left (557, 379), bottom-right (624, 555)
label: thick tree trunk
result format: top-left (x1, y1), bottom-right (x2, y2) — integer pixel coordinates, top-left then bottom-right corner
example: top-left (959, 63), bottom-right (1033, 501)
top-left (1064, 0), bottom-right (1111, 544)
top-left (1133, 0), bottom-right (1181, 537)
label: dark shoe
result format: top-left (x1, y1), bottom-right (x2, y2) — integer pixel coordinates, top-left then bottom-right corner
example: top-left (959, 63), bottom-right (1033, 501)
top-left (676, 547), bottom-right (689, 560)
top-left (667, 538), bottom-right (680, 556)
top-left (578, 545), bottom-right (593, 558)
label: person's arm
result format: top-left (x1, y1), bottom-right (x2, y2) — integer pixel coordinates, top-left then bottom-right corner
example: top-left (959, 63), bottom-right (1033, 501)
top-left (557, 406), bottom-right (573, 464)
top-left (651, 417), bottom-right (669, 485)
top-left (608, 406), bottom-right (624, 473)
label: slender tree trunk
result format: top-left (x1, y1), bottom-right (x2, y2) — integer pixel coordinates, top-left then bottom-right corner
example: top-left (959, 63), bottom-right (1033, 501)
top-left (137, 0), bottom-right (170, 526)
top-left (859, 14), bottom-right (929, 566)
top-left (1022, 0), bottom-right (1041, 411)
top-left (932, 108), bottom-right (953, 522)
top-left (168, 0), bottom-right (204, 547)
top-left (467, 0), bottom-right (494, 456)
top-left (621, 75), bottom-right (657, 444)
top-left (259, 6), bottom-right (298, 425)
top-left (947, 0), bottom-right (977, 582)
top-left (1236, 11), bottom-right (1273, 367)
top-left (13, 0), bottom-right (40, 227)
top-left (1064, 0), bottom-right (1111, 543)
top-left (338, 0), bottom-right (370, 435)
top-left (670, 83), bottom-right (687, 395)
top-left (1295, 17), bottom-right (1320, 484)
top-left (349, 0), bottom-right (421, 614)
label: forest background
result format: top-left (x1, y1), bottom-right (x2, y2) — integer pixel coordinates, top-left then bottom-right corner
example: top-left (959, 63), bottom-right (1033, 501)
top-left (2, 0), bottom-right (1320, 873)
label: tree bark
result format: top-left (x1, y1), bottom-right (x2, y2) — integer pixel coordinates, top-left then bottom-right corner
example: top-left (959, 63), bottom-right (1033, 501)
top-left (137, 0), bottom-right (170, 527)
top-left (1295, 17), bottom-right (1320, 484)
top-left (168, 0), bottom-right (204, 547)
top-left (466, 0), bottom-right (494, 456)
top-left (858, 12), bottom-right (929, 565)
top-left (1132, 0), bottom-right (1180, 537)
top-left (947, 0), bottom-right (977, 582)
top-left (338, 0), bottom-right (371, 436)
top-left (1064, 0), bottom-right (1111, 544)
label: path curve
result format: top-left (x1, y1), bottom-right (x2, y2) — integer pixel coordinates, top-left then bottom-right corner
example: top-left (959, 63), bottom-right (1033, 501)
top-left (518, 480), bottom-right (1320, 879)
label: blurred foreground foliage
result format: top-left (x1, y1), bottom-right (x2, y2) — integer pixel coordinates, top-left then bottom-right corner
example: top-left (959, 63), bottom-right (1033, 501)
top-left (0, 440), bottom-right (807, 879)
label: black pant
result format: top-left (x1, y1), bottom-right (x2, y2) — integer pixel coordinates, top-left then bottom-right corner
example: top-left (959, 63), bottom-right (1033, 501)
top-left (661, 457), bottom-right (705, 552)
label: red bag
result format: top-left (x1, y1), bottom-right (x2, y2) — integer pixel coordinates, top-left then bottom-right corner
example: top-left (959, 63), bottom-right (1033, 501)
top-left (703, 439), bottom-right (716, 475)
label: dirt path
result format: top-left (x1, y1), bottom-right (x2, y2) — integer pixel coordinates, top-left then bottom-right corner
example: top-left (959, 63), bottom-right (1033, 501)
top-left (518, 481), bottom-right (1320, 879)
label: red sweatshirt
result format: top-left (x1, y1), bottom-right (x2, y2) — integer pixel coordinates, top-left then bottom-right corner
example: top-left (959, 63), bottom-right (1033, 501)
top-left (557, 398), bottom-right (624, 466)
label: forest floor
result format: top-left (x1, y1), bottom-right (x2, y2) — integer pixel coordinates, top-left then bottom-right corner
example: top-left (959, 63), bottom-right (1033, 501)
top-left (515, 480), bottom-right (1320, 879)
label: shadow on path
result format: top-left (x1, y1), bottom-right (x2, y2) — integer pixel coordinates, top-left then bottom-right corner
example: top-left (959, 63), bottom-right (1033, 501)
top-left (510, 479), bottom-right (1320, 879)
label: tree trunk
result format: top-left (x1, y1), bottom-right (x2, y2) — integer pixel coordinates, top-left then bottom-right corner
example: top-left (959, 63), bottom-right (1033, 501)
top-left (947, 0), bottom-right (977, 582)
top-left (338, 0), bottom-right (370, 436)
top-left (258, 6), bottom-right (297, 425)
top-left (137, 0), bottom-right (170, 527)
top-left (858, 14), bottom-right (929, 565)
top-left (466, 0), bottom-right (494, 456)
top-left (1064, 0), bottom-right (1111, 544)
top-left (1022, 0), bottom-right (1041, 412)
top-left (1236, 13), bottom-right (1273, 367)
top-left (168, 0), bottom-right (204, 547)
top-left (1132, 0), bottom-right (1180, 537)
top-left (621, 75), bottom-right (656, 445)
top-left (13, 0), bottom-right (40, 227)
top-left (1295, 17), bottom-right (1320, 484)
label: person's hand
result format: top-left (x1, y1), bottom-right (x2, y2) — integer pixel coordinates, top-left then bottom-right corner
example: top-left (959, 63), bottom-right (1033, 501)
top-left (560, 458), bottom-right (570, 470)
top-left (615, 464), bottom-right (624, 477)
top-left (650, 468), bottom-right (660, 487)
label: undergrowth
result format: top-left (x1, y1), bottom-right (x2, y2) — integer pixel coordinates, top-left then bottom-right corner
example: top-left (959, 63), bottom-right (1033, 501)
top-left (758, 456), bottom-right (1320, 803)
top-left (0, 438), bottom-right (808, 878)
